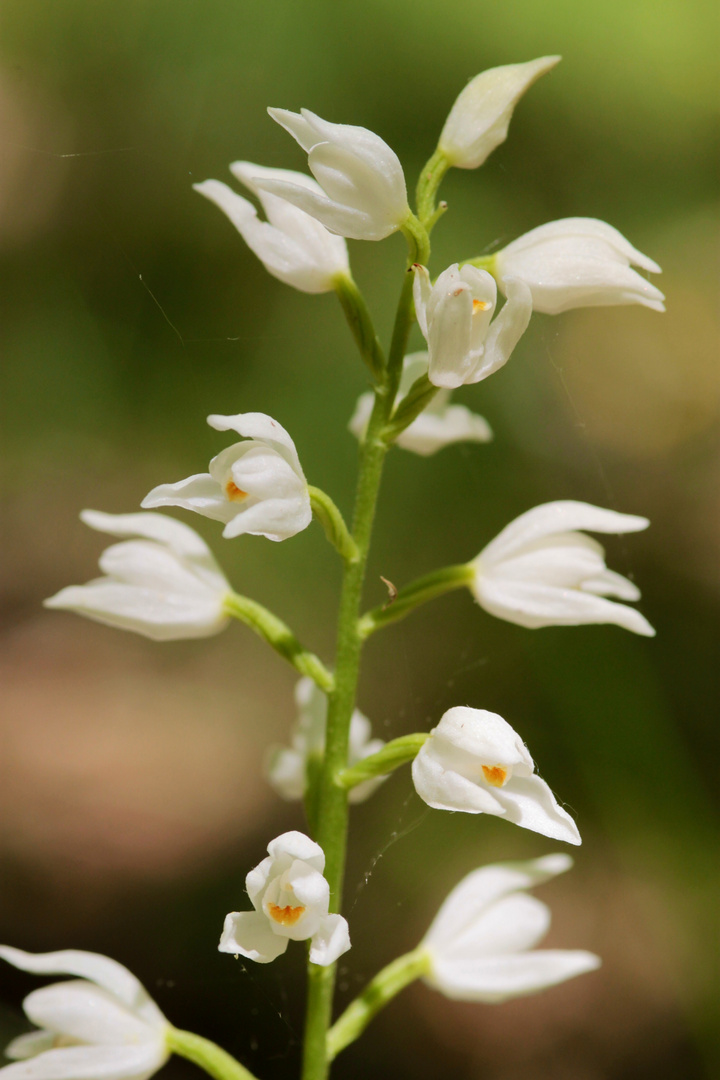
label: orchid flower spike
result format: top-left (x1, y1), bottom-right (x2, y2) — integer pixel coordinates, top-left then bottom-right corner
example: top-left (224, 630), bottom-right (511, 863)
top-left (412, 707), bottom-right (580, 844)
top-left (470, 500), bottom-right (655, 635)
top-left (494, 218), bottom-right (665, 313)
top-left (194, 162), bottom-right (349, 294)
top-left (349, 351), bottom-right (492, 455)
top-left (420, 854), bottom-right (600, 1002)
top-left (219, 831), bottom-right (350, 966)
top-left (44, 511), bottom-right (231, 641)
top-left (266, 677), bottom-right (386, 804)
top-left (413, 264), bottom-right (532, 389)
top-left (439, 56), bottom-right (561, 170)
top-left (253, 108), bottom-right (410, 241)
top-left (142, 412), bottom-right (311, 542)
top-left (0, 946), bottom-right (169, 1080)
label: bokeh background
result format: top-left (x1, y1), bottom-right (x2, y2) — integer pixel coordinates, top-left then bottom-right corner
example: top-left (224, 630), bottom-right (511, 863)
top-left (1, 2), bottom-right (718, 1078)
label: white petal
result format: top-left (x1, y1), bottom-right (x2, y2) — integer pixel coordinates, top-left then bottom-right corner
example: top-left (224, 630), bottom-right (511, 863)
top-left (423, 855), bottom-right (573, 952)
top-left (427, 284), bottom-right (475, 390)
top-left (309, 915), bottom-right (351, 966)
top-left (141, 475), bottom-right (232, 525)
top-left (220, 494), bottom-right (311, 542)
top-left (581, 568), bottom-right (640, 600)
top-left (23, 984), bottom-right (157, 1047)
top-left (264, 746), bottom-right (306, 800)
top-left (500, 217), bottom-right (662, 273)
top-left (476, 577), bottom-right (656, 636)
top-left (0, 1046), bottom-right (166, 1080)
top-left (397, 405), bottom-right (492, 455)
top-left (479, 500), bottom-right (649, 566)
top-left (266, 832), bottom-right (325, 872)
top-left (267, 108), bottom-right (322, 153)
top-left (0, 950), bottom-right (164, 1030)
top-left (439, 57), bottom-right (561, 170)
top-left (428, 949), bottom-right (600, 1002)
top-left (412, 747), bottom-right (505, 815)
top-left (430, 707), bottom-right (534, 769)
top-left (5, 1033), bottom-right (55, 1061)
top-left (44, 582), bottom-right (228, 641)
top-left (193, 180), bottom-right (257, 233)
top-left (412, 267), bottom-right (432, 340)
top-left (469, 277), bottom-right (532, 382)
top-left (217, 912), bottom-right (288, 964)
top-left (79, 511), bottom-right (217, 564)
top-left (251, 177), bottom-right (382, 241)
top-left (486, 533), bottom-right (608, 589)
top-left (492, 775), bottom-right (581, 845)
top-left (347, 391), bottom-right (374, 443)
top-left (437, 893), bottom-right (551, 963)
top-left (206, 413), bottom-right (304, 477)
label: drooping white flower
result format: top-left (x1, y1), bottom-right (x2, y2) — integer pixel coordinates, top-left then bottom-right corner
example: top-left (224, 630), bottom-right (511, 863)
top-left (439, 56), bottom-right (561, 170)
top-left (142, 413), bottom-right (311, 542)
top-left (266, 677), bottom-right (386, 804)
top-left (470, 500), bottom-right (655, 635)
top-left (44, 511), bottom-right (231, 641)
top-left (421, 854), bottom-right (600, 1002)
top-left (494, 218), bottom-right (665, 314)
top-left (0, 946), bottom-right (169, 1080)
top-left (252, 109), bottom-right (410, 241)
top-left (412, 707), bottom-right (580, 844)
top-left (413, 264), bottom-right (532, 389)
top-left (193, 162), bottom-right (349, 294)
top-left (349, 352), bottom-right (492, 456)
top-left (218, 832), bottom-right (350, 966)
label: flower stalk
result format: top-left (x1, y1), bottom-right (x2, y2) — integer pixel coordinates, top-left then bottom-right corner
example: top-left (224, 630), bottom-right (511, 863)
top-left (308, 486), bottom-right (359, 565)
top-left (224, 592), bottom-right (334, 691)
top-left (326, 948), bottom-right (431, 1061)
top-left (336, 733), bottom-right (429, 791)
top-left (167, 1029), bottom-right (259, 1080)
top-left (358, 563), bottom-right (475, 638)
top-left (334, 274), bottom-right (386, 381)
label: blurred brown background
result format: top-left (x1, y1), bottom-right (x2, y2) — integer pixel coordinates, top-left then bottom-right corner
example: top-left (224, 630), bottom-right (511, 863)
top-left (1, 1), bottom-right (718, 1078)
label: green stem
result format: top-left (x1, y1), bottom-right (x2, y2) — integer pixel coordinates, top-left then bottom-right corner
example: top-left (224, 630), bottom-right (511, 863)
top-left (334, 273), bottom-right (386, 381)
top-left (382, 373), bottom-right (439, 444)
top-left (326, 948), bottom-right (431, 1061)
top-left (224, 592), bottom-right (334, 692)
top-left (358, 563), bottom-right (474, 638)
top-left (301, 255), bottom-right (424, 1078)
top-left (309, 486), bottom-right (360, 565)
top-left (336, 733), bottom-right (429, 791)
top-left (167, 1027), bottom-right (259, 1080)
top-left (415, 147), bottom-right (451, 227)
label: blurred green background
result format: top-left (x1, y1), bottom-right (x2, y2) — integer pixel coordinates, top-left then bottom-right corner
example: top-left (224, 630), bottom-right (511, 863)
top-left (1, 1), bottom-right (718, 1078)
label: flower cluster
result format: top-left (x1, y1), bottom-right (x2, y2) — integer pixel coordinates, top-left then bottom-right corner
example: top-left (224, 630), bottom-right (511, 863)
top-left (12, 52), bottom-right (665, 1080)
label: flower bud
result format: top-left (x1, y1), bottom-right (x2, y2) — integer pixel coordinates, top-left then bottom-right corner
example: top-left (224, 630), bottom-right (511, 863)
top-left (439, 56), bottom-right (561, 170)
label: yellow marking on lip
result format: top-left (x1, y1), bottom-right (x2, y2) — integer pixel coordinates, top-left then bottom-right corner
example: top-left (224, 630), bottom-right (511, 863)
top-left (482, 765), bottom-right (508, 787)
top-left (473, 299), bottom-right (491, 312)
top-left (268, 903), bottom-right (306, 926)
top-left (225, 480), bottom-right (248, 502)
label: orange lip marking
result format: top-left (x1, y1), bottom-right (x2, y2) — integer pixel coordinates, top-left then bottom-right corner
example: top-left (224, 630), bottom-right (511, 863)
top-left (473, 299), bottom-right (491, 312)
top-left (482, 765), bottom-right (508, 787)
top-left (268, 903), bottom-right (306, 926)
top-left (225, 480), bottom-right (248, 502)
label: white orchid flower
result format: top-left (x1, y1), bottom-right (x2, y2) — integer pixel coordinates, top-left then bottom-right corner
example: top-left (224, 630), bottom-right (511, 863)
top-left (413, 264), bottom-right (532, 389)
top-left (0, 946), bottom-right (169, 1080)
top-left (349, 352), bottom-right (492, 456)
top-left (439, 56), bottom-right (561, 170)
top-left (218, 832), bottom-right (350, 967)
top-left (142, 412), bottom-right (311, 542)
top-left (412, 707), bottom-right (580, 844)
top-left (266, 677), bottom-right (385, 804)
top-left (421, 854), bottom-right (600, 1002)
top-left (494, 218), bottom-right (665, 314)
top-left (470, 500), bottom-right (655, 635)
top-left (252, 109), bottom-right (410, 241)
top-left (44, 511), bottom-right (231, 641)
top-left (193, 161), bottom-right (349, 294)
